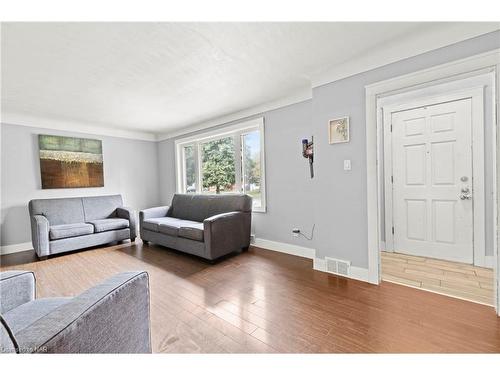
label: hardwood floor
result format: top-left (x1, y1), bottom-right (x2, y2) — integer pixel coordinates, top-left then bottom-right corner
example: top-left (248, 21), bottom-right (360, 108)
top-left (1, 242), bottom-right (500, 353)
top-left (382, 251), bottom-right (494, 306)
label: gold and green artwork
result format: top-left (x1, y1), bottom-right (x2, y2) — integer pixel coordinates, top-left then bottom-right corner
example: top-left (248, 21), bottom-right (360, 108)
top-left (38, 134), bottom-right (104, 189)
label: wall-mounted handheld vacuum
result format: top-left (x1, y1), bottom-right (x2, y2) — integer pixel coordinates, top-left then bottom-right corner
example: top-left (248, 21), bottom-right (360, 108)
top-left (302, 136), bottom-right (314, 179)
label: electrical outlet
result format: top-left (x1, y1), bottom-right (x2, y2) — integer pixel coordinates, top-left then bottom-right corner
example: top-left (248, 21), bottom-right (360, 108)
top-left (292, 228), bottom-right (300, 237)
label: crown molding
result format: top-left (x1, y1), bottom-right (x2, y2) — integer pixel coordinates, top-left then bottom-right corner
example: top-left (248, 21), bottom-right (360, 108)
top-left (156, 88), bottom-right (312, 141)
top-left (1, 111), bottom-right (157, 141)
top-left (311, 24), bottom-right (500, 88)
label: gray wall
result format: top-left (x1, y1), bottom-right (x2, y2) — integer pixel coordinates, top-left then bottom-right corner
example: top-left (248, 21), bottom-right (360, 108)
top-left (158, 30), bottom-right (500, 268)
top-left (157, 138), bottom-right (176, 206)
top-left (0, 123), bottom-right (161, 246)
top-left (311, 30), bottom-right (500, 266)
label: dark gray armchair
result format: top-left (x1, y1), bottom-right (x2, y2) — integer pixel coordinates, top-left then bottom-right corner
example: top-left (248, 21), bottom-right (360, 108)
top-left (0, 270), bottom-right (151, 353)
top-left (140, 194), bottom-right (252, 261)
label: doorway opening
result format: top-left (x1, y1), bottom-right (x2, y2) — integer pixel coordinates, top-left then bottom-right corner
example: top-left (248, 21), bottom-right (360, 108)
top-left (377, 73), bottom-right (496, 306)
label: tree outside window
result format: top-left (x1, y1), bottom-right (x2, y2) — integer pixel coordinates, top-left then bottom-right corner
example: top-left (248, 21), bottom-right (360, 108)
top-left (201, 137), bottom-right (235, 194)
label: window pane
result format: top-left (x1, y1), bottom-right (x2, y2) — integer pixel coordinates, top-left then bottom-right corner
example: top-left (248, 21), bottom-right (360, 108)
top-left (183, 145), bottom-right (196, 193)
top-left (242, 130), bottom-right (262, 208)
top-left (201, 137), bottom-right (236, 194)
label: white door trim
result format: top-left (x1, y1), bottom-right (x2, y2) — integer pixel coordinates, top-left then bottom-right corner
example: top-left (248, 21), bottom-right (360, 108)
top-left (381, 85), bottom-right (486, 267)
top-left (365, 48), bottom-right (499, 315)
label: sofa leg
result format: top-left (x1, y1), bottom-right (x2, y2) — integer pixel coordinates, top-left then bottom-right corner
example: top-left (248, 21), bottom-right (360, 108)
top-left (38, 256), bottom-right (48, 261)
top-left (142, 240), bottom-right (148, 245)
top-left (131, 238), bottom-right (136, 243)
top-left (242, 246), bottom-right (250, 251)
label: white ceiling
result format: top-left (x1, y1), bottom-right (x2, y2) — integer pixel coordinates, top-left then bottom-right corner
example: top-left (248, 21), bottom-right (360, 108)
top-left (2, 22), bottom-right (498, 139)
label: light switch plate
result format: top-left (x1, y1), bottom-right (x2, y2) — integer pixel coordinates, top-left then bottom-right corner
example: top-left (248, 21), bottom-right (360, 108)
top-left (344, 160), bottom-right (351, 171)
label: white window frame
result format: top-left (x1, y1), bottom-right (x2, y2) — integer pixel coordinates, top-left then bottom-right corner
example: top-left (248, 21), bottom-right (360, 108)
top-left (175, 117), bottom-right (267, 212)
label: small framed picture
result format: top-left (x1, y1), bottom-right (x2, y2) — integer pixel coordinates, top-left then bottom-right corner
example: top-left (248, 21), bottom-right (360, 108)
top-left (328, 116), bottom-right (350, 144)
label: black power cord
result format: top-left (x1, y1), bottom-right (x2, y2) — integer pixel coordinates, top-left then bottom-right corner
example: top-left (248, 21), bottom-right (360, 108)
top-left (293, 224), bottom-right (315, 241)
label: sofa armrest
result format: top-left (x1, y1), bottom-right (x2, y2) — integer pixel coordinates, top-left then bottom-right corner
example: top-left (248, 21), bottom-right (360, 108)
top-left (139, 206), bottom-right (170, 222)
top-left (116, 207), bottom-right (137, 240)
top-left (204, 211), bottom-right (251, 259)
top-left (204, 211), bottom-right (242, 224)
top-left (0, 271), bottom-right (36, 314)
top-left (14, 271), bottom-right (151, 353)
top-left (30, 215), bottom-right (49, 257)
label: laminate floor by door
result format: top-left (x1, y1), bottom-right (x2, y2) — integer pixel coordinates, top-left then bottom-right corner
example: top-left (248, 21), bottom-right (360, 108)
top-left (382, 251), bottom-right (494, 306)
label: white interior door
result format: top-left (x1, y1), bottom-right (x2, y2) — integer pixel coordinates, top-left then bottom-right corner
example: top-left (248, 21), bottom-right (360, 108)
top-left (391, 98), bottom-right (474, 263)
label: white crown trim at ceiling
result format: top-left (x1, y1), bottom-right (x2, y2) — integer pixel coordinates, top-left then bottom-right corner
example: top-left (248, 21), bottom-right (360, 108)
top-left (1, 111), bottom-right (157, 141)
top-left (156, 87), bottom-right (313, 141)
top-left (310, 24), bottom-right (500, 88)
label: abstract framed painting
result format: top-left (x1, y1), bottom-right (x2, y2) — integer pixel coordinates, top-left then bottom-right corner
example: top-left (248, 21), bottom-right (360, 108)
top-left (38, 134), bottom-right (104, 189)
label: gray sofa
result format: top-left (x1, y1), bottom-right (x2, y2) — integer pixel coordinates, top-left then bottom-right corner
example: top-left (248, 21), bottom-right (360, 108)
top-left (0, 270), bottom-right (151, 353)
top-left (140, 194), bottom-right (252, 261)
top-left (29, 194), bottom-right (136, 259)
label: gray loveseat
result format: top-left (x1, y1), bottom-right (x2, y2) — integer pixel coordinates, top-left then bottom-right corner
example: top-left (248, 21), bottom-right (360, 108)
top-left (29, 194), bottom-right (136, 259)
top-left (0, 270), bottom-right (151, 353)
top-left (140, 194), bottom-right (252, 261)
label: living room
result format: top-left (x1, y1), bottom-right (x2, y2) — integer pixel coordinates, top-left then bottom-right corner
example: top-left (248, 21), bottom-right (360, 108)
top-left (1, 0), bottom-right (499, 372)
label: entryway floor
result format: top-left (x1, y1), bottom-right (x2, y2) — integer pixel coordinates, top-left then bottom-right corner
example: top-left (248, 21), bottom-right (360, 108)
top-left (381, 251), bottom-right (494, 306)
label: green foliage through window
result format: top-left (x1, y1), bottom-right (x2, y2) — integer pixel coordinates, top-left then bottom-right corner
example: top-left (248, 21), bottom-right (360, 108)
top-left (201, 137), bottom-right (236, 194)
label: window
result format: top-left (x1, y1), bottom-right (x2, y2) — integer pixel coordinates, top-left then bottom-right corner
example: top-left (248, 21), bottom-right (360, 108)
top-left (176, 118), bottom-right (266, 212)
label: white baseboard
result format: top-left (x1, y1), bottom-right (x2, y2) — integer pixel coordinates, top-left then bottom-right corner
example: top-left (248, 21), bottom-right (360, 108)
top-left (312, 257), bottom-right (371, 283)
top-left (484, 255), bottom-right (495, 269)
top-left (252, 237), bottom-right (315, 259)
top-left (4, 236), bottom-right (370, 284)
top-left (0, 242), bottom-right (33, 255)
top-left (379, 241), bottom-right (386, 252)
top-left (253, 237), bottom-right (371, 284)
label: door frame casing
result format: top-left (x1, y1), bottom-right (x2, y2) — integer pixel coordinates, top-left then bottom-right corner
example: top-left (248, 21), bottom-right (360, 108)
top-left (380, 85), bottom-right (487, 267)
top-left (364, 48), bottom-right (499, 314)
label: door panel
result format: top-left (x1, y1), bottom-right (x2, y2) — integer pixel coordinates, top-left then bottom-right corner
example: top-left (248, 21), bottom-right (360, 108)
top-left (432, 200), bottom-right (456, 244)
top-left (406, 199), bottom-right (427, 241)
top-left (431, 141), bottom-right (455, 185)
top-left (405, 144), bottom-right (426, 185)
top-left (391, 98), bottom-right (473, 263)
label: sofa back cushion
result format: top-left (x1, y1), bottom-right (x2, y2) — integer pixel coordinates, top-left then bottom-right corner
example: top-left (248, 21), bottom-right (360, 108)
top-left (82, 195), bottom-right (123, 221)
top-left (29, 195), bottom-right (124, 225)
top-left (170, 194), bottom-right (252, 222)
top-left (29, 197), bottom-right (85, 225)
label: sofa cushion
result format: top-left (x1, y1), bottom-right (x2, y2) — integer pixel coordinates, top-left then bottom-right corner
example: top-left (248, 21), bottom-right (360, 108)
top-left (178, 222), bottom-right (204, 242)
top-left (82, 195), bottom-right (123, 221)
top-left (171, 194), bottom-right (252, 222)
top-left (29, 197), bottom-right (85, 225)
top-left (3, 297), bottom-right (71, 334)
top-left (157, 217), bottom-right (184, 236)
top-left (142, 217), bottom-right (169, 232)
top-left (142, 217), bottom-right (202, 237)
top-left (87, 218), bottom-right (129, 233)
top-left (49, 223), bottom-right (94, 240)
